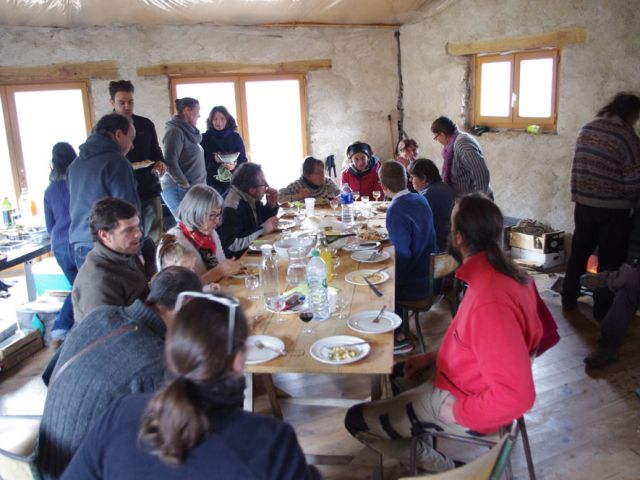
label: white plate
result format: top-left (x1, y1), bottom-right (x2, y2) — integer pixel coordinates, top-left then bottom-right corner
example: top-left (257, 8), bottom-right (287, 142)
top-left (351, 250), bottom-right (391, 263)
top-left (231, 263), bottom-right (259, 279)
top-left (341, 241), bottom-right (381, 252)
top-left (277, 219), bottom-right (297, 230)
top-left (309, 335), bottom-right (370, 365)
top-left (345, 269), bottom-right (389, 286)
top-left (357, 231), bottom-right (389, 242)
top-left (248, 240), bottom-right (271, 252)
top-left (245, 335), bottom-right (285, 364)
top-left (266, 289), bottom-right (337, 314)
top-left (347, 310), bottom-right (402, 334)
top-left (131, 160), bottom-right (154, 170)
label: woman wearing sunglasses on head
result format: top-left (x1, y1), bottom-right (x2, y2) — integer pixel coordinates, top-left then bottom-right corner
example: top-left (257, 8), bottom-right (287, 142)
top-left (62, 293), bottom-right (321, 480)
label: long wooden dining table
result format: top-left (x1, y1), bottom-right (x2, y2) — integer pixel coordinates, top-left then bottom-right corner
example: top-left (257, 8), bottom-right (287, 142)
top-left (219, 205), bottom-right (395, 422)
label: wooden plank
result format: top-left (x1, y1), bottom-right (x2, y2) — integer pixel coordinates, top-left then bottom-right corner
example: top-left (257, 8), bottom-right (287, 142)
top-left (447, 27), bottom-right (587, 56)
top-left (0, 61), bottom-right (118, 83)
top-left (137, 59), bottom-right (332, 77)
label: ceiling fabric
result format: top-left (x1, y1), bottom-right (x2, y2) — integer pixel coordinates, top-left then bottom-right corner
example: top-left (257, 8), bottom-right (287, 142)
top-left (0, 0), bottom-right (431, 28)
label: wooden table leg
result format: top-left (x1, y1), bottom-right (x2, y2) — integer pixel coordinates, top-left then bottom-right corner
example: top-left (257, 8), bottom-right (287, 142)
top-left (371, 374), bottom-right (383, 401)
top-left (260, 374), bottom-right (283, 419)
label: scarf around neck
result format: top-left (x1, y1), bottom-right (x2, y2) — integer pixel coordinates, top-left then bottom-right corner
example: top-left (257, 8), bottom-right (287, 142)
top-left (178, 221), bottom-right (219, 269)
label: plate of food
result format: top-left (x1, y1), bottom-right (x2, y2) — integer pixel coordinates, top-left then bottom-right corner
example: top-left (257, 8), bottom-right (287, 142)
top-left (345, 269), bottom-right (389, 286)
top-left (375, 203), bottom-right (389, 213)
top-left (217, 152), bottom-right (240, 164)
top-left (245, 335), bottom-right (286, 364)
top-left (131, 160), bottom-right (155, 170)
top-left (248, 240), bottom-right (272, 252)
top-left (351, 249), bottom-right (391, 263)
top-left (347, 310), bottom-right (402, 334)
top-left (357, 226), bottom-right (388, 242)
top-left (277, 219), bottom-right (297, 231)
top-left (341, 241), bottom-right (381, 252)
top-left (231, 262), bottom-right (259, 279)
top-left (309, 335), bottom-right (370, 365)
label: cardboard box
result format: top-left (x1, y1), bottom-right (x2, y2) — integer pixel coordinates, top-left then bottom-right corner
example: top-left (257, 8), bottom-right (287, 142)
top-left (0, 329), bottom-right (43, 372)
top-left (510, 247), bottom-right (565, 270)
top-left (509, 229), bottom-right (565, 253)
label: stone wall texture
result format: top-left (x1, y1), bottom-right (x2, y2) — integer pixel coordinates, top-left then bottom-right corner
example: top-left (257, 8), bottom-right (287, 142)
top-left (0, 0), bottom-right (638, 230)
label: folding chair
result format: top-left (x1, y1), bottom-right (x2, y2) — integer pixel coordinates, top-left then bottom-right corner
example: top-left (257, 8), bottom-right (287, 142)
top-left (396, 253), bottom-right (461, 352)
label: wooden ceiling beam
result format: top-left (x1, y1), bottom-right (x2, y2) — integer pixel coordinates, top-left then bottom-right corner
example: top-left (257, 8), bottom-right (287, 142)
top-left (0, 61), bottom-right (118, 83)
top-left (137, 59), bottom-right (332, 77)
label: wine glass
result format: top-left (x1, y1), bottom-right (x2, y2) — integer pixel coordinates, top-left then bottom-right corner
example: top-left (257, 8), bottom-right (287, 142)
top-left (361, 195), bottom-right (369, 205)
top-left (372, 190), bottom-right (381, 202)
top-left (244, 273), bottom-right (260, 301)
top-left (272, 295), bottom-right (287, 323)
top-left (329, 196), bottom-right (340, 213)
top-left (353, 191), bottom-right (360, 202)
top-left (299, 310), bottom-right (314, 335)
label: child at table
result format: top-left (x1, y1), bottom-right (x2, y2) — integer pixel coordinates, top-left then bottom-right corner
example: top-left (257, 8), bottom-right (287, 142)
top-left (156, 234), bottom-right (220, 292)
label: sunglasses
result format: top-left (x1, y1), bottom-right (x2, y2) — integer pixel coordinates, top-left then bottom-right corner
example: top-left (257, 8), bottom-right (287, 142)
top-left (175, 291), bottom-right (240, 355)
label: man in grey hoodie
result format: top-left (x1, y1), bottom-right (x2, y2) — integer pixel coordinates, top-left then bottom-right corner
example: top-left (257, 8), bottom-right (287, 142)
top-left (68, 113), bottom-right (140, 268)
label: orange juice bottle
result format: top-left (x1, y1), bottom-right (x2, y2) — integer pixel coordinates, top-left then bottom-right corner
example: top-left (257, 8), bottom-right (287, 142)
top-left (317, 233), bottom-right (333, 281)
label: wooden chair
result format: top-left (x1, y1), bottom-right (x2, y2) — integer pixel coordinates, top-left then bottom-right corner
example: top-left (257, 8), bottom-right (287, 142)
top-left (396, 253), bottom-right (460, 352)
top-left (0, 415), bottom-right (41, 480)
top-left (399, 434), bottom-right (514, 480)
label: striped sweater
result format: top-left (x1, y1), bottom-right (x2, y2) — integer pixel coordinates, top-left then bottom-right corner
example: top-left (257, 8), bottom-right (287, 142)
top-left (450, 133), bottom-right (492, 197)
top-left (571, 115), bottom-right (640, 208)
top-left (278, 176), bottom-right (340, 205)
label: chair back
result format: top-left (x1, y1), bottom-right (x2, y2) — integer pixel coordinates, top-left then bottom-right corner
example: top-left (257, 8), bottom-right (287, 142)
top-left (399, 434), bottom-right (512, 480)
top-left (433, 253), bottom-right (459, 280)
top-left (0, 416), bottom-right (41, 479)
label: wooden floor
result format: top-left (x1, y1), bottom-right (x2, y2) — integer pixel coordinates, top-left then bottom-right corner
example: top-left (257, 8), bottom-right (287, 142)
top-left (1, 270), bottom-right (640, 479)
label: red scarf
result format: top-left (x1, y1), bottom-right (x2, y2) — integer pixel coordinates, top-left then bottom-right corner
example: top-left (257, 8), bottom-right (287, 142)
top-left (178, 222), bottom-right (219, 269)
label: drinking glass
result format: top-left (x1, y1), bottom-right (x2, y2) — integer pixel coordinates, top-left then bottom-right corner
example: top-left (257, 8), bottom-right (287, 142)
top-left (372, 190), bottom-right (381, 202)
top-left (334, 289), bottom-right (350, 320)
top-left (272, 295), bottom-right (287, 323)
top-left (353, 191), bottom-right (360, 202)
top-left (286, 247), bottom-right (307, 286)
top-left (299, 310), bottom-right (314, 335)
top-left (361, 195), bottom-right (369, 205)
top-left (244, 273), bottom-right (260, 301)
top-left (329, 197), bottom-right (340, 212)
top-left (331, 248), bottom-right (341, 273)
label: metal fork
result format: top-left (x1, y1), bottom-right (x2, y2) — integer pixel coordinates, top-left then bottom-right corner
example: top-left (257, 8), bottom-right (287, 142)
top-left (367, 245), bottom-right (384, 260)
top-left (254, 340), bottom-right (286, 356)
top-left (372, 305), bottom-right (387, 323)
top-left (365, 266), bottom-right (388, 278)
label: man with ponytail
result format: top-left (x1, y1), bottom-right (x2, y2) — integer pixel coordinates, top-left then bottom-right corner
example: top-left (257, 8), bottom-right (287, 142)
top-left (38, 267), bottom-right (203, 480)
top-left (345, 194), bottom-right (547, 474)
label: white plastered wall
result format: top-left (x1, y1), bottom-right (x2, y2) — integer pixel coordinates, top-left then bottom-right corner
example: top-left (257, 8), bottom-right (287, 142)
top-left (0, 24), bottom-right (400, 188)
top-left (400, 0), bottom-right (640, 232)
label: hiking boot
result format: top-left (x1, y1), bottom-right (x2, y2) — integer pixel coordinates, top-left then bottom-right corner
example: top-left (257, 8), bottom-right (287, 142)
top-left (584, 349), bottom-right (617, 369)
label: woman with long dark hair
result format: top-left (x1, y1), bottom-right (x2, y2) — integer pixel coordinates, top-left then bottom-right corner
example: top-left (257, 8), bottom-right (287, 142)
top-left (201, 105), bottom-right (248, 196)
top-left (63, 294), bottom-right (320, 479)
top-left (44, 142), bottom-right (77, 345)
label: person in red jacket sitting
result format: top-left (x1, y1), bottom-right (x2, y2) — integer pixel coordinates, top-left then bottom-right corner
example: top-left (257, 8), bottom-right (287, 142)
top-left (345, 194), bottom-right (546, 474)
top-left (340, 141), bottom-right (384, 199)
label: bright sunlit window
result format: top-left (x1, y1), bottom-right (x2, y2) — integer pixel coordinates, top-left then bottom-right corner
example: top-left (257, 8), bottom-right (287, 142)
top-left (474, 49), bottom-right (559, 130)
top-left (172, 75), bottom-right (307, 189)
top-left (0, 83), bottom-right (91, 218)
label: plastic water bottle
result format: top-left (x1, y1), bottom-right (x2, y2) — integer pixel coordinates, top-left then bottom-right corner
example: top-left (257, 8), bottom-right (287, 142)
top-left (306, 250), bottom-right (330, 321)
top-left (340, 184), bottom-right (354, 227)
top-left (259, 246), bottom-right (280, 309)
top-left (1, 197), bottom-right (14, 227)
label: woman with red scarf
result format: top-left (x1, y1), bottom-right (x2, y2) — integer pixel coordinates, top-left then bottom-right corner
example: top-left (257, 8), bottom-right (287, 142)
top-left (162, 185), bottom-right (241, 283)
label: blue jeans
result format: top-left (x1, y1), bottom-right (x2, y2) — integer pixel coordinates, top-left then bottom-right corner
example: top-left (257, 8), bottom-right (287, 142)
top-left (51, 245), bottom-right (79, 341)
top-left (161, 185), bottom-right (188, 220)
top-left (73, 245), bottom-right (93, 270)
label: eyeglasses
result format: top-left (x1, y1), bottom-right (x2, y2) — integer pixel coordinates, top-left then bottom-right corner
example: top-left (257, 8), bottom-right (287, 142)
top-left (208, 210), bottom-right (222, 219)
top-left (256, 183), bottom-right (269, 188)
top-left (175, 291), bottom-right (240, 355)
top-left (433, 133), bottom-right (441, 141)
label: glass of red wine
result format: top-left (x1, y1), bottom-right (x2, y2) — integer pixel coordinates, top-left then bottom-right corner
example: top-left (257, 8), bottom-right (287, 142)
top-left (299, 310), bottom-right (314, 335)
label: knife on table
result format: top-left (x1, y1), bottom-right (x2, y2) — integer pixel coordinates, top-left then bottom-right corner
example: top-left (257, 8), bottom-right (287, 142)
top-left (363, 275), bottom-right (383, 297)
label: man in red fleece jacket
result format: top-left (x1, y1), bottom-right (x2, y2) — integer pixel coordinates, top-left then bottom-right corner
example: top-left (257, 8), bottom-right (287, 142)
top-left (345, 194), bottom-right (544, 473)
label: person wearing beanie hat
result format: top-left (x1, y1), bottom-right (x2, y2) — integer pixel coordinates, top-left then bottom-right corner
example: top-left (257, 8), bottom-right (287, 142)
top-left (340, 141), bottom-right (384, 198)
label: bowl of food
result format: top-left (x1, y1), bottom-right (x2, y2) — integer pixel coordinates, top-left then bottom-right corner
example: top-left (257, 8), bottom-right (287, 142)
top-left (273, 235), bottom-right (315, 259)
top-left (217, 152), bottom-right (240, 164)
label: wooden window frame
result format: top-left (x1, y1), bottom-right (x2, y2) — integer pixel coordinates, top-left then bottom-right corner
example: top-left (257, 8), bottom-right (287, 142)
top-left (0, 81), bottom-right (92, 199)
top-left (169, 73), bottom-right (309, 160)
top-left (473, 48), bottom-right (559, 131)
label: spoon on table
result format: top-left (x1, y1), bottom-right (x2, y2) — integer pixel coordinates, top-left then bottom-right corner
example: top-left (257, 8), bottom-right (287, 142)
top-left (254, 339), bottom-right (287, 356)
top-left (372, 305), bottom-right (387, 323)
